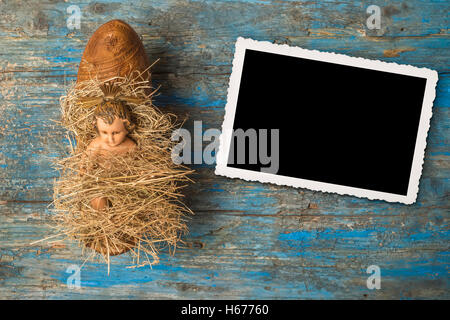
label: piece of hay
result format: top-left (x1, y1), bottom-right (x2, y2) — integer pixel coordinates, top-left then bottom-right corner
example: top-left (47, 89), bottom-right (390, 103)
top-left (47, 67), bottom-right (194, 273)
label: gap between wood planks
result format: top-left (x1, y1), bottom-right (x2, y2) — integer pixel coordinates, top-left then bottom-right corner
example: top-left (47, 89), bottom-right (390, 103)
top-left (0, 200), bottom-right (50, 204)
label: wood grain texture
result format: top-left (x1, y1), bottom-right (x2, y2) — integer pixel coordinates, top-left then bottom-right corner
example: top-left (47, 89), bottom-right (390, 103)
top-left (0, 0), bottom-right (448, 299)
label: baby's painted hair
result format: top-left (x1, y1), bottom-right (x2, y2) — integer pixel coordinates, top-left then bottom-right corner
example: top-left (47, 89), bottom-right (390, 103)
top-left (93, 100), bottom-right (135, 133)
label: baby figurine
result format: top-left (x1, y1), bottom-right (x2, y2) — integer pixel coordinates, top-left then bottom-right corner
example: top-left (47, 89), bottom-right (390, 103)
top-left (85, 99), bottom-right (137, 211)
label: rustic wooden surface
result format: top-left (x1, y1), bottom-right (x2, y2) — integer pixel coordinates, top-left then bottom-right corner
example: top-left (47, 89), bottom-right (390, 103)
top-left (0, 0), bottom-right (448, 299)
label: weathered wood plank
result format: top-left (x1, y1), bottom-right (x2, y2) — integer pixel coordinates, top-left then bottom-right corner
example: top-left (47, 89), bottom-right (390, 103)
top-left (0, 0), bottom-right (448, 299)
top-left (0, 200), bottom-right (448, 299)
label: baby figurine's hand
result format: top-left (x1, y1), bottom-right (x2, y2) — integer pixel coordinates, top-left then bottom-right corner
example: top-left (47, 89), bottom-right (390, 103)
top-left (90, 197), bottom-right (108, 211)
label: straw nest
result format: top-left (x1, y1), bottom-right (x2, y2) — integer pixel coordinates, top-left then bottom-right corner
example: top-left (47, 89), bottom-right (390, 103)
top-left (49, 68), bottom-right (194, 271)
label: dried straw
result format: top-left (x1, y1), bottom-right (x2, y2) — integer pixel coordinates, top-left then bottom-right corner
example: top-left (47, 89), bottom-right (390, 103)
top-left (47, 67), bottom-right (194, 273)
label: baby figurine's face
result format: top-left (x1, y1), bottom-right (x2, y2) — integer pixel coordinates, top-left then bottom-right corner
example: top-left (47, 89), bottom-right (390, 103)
top-left (96, 116), bottom-right (128, 148)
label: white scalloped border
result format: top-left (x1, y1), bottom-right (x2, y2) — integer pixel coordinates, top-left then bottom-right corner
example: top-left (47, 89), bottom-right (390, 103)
top-left (215, 37), bottom-right (439, 205)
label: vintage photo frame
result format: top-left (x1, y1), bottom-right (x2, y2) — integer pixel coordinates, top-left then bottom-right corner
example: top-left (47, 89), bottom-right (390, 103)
top-left (215, 37), bottom-right (438, 204)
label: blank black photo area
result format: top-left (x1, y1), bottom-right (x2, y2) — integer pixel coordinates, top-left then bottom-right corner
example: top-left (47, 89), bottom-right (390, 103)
top-left (227, 49), bottom-right (427, 196)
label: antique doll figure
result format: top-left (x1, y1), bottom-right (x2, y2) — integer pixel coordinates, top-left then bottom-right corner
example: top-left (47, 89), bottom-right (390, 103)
top-left (85, 99), bottom-right (137, 211)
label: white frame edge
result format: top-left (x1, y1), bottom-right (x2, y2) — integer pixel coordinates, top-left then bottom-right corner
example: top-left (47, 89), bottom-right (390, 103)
top-left (215, 37), bottom-right (439, 205)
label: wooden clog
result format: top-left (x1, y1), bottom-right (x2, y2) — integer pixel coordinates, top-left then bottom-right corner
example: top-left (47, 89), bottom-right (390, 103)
top-left (77, 19), bottom-right (150, 84)
top-left (76, 20), bottom-right (150, 256)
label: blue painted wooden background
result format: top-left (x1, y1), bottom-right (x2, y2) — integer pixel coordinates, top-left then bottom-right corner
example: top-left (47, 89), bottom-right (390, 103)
top-left (0, 0), bottom-right (448, 299)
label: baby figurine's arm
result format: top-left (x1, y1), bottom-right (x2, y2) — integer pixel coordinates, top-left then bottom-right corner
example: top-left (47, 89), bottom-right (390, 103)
top-left (120, 137), bottom-right (137, 154)
top-left (79, 138), bottom-right (100, 176)
top-left (85, 137), bottom-right (101, 156)
top-left (82, 138), bottom-right (110, 211)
